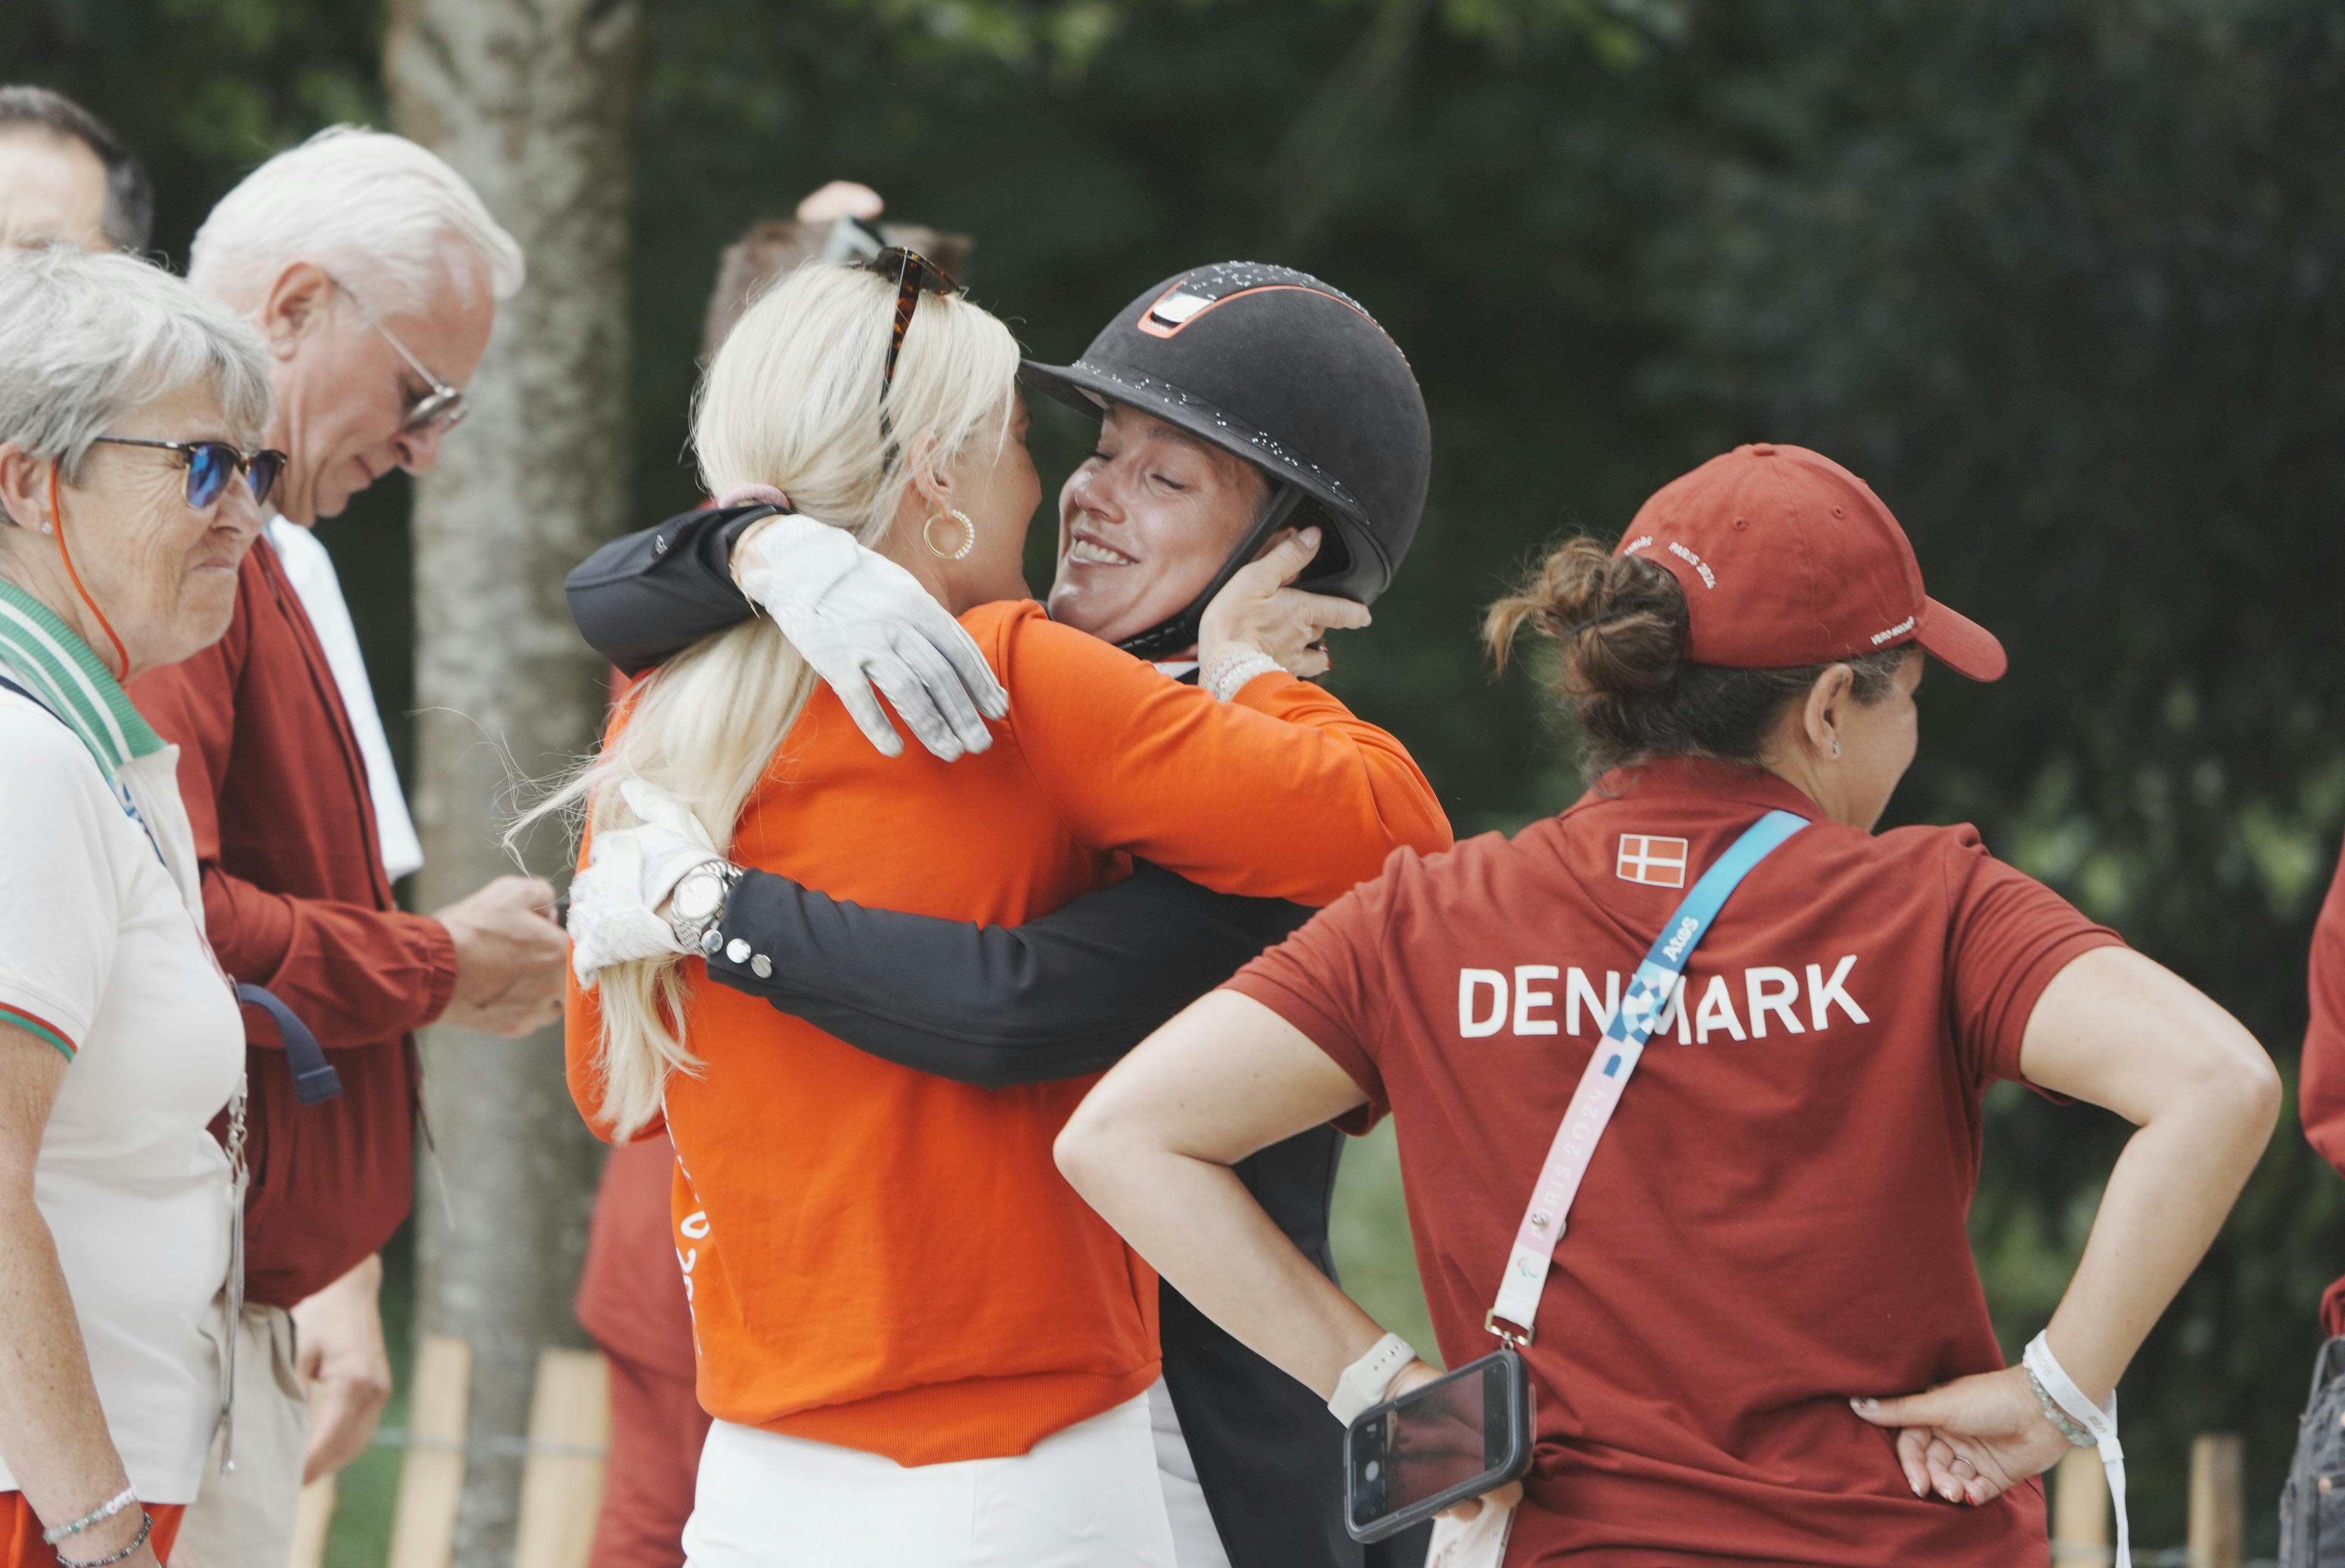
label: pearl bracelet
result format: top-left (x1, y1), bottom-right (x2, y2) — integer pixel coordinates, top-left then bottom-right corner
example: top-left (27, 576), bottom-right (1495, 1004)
top-left (1203, 648), bottom-right (1285, 702)
top-left (41, 1486), bottom-right (136, 1546)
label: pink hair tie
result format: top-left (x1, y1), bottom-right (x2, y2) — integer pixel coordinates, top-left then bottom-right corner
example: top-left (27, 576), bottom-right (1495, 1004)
top-left (716, 484), bottom-right (793, 512)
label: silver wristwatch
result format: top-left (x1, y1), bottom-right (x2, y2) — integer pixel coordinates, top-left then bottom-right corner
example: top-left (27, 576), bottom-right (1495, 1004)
top-left (667, 860), bottom-right (743, 954)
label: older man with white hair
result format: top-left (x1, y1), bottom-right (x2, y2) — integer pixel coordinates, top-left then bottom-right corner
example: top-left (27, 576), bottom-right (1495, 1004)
top-left (128, 127), bottom-right (570, 1568)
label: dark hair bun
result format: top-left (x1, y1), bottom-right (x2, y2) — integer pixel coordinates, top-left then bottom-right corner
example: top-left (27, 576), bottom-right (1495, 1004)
top-left (1483, 536), bottom-right (1688, 698)
top-left (1485, 534), bottom-right (1907, 785)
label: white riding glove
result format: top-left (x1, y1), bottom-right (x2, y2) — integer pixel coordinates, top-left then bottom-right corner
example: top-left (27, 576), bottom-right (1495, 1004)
top-left (734, 514), bottom-right (1009, 761)
top-left (568, 779), bottom-right (726, 988)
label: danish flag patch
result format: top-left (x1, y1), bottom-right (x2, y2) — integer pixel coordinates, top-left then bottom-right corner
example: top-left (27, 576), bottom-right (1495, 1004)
top-left (1616, 834), bottom-right (1689, 888)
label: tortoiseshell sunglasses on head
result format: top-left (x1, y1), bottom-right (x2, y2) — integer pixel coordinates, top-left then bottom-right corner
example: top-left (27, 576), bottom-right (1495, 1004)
top-left (857, 247), bottom-right (962, 431)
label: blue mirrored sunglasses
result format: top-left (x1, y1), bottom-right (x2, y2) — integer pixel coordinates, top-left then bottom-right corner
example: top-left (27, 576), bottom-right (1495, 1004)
top-left (89, 437), bottom-right (288, 509)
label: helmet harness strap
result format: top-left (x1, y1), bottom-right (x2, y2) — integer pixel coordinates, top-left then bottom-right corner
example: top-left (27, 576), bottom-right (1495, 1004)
top-left (1114, 483), bottom-right (1309, 662)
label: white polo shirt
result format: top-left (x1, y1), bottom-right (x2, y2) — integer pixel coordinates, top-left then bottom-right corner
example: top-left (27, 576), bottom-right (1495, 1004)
top-left (266, 517), bottom-right (423, 882)
top-left (0, 581), bottom-right (244, 1502)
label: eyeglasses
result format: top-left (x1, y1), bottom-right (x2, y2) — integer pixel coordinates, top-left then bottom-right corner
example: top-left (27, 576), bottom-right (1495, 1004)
top-left (328, 275), bottom-right (469, 434)
top-left (857, 247), bottom-right (960, 440)
top-left (375, 315), bottom-right (468, 433)
top-left (89, 437), bottom-right (288, 509)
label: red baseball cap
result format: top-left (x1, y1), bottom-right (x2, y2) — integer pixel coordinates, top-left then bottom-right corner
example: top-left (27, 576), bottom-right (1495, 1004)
top-left (1616, 442), bottom-right (2007, 682)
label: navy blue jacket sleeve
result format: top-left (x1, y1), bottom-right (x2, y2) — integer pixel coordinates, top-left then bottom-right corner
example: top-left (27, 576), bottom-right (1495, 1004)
top-left (566, 503), bottom-right (772, 677)
top-left (700, 860), bottom-right (1313, 1088)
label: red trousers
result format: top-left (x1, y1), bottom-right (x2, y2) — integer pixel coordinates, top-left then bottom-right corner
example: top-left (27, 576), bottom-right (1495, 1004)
top-left (1, 1497), bottom-right (184, 1567)
top-left (588, 1350), bottom-right (713, 1568)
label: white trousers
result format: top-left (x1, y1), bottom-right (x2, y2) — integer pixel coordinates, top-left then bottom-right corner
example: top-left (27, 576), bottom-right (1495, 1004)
top-left (1147, 1378), bottom-right (1234, 1568)
top-left (682, 1392), bottom-right (1178, 1568)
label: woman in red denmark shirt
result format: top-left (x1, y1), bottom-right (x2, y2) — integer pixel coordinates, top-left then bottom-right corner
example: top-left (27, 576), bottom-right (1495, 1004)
top-left (1060, 443), bottom-right (2281, 1566)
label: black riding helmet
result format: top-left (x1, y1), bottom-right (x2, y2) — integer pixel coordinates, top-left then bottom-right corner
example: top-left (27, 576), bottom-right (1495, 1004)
top-left (1021, 262), bottom-right (1432, 661)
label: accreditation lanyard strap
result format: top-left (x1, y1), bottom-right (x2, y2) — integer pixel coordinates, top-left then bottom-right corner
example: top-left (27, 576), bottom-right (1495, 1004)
top-left (1486, 809), bottom-right (1808, 1344)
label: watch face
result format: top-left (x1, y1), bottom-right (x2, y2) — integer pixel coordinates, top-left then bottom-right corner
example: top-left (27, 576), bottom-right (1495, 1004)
top-left (673, 869), bottom-right (723, 921)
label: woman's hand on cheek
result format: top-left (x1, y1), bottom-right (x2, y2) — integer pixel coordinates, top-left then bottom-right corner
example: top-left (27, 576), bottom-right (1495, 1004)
top-left (1198, 526), bottom-right (1370, 679)
top-left (1849, 1365), bottom-right (2072, 1505)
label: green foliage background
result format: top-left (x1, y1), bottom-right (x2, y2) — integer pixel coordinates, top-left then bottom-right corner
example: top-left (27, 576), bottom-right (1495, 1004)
top-left (13, 0), bottom-right (2345, 1552)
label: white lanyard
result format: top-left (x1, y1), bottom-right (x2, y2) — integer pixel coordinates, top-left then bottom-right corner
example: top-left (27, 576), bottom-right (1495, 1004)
top-left (2026, 1333), bottom-right (2128, 1566)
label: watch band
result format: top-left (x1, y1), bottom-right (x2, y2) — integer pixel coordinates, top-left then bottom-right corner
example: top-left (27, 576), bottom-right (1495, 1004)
top-left (1328, 1330), bottom-right (1419, 1426)
top-left (667, 861), bottom-right (742, 953)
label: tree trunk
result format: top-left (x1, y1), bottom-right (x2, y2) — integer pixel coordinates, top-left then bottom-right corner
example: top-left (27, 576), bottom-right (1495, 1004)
top-left (384, 1), bottom-right (642, 1561)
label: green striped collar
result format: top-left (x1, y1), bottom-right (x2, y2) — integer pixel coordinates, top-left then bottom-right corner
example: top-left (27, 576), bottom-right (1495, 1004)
top-left (0, 578), bottom-right (164, 774)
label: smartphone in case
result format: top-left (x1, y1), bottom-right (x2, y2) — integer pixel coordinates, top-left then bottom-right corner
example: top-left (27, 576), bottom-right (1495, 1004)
top-left (1343, 1348), bottom-right (1535, 1542)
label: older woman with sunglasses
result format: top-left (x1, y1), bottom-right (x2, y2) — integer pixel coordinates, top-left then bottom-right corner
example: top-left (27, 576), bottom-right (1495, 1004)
top-left (0, 247), bottom-right (274, 1568)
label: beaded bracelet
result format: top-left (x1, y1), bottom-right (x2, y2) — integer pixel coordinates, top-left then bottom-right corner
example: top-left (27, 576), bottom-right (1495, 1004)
top-left (41, 1486), bottom-right (136, 1546)
top-left (55, 1509), bottom-right (150, 1568)
top-left (1203, 649), bottom-right (1285, 703)
top-left (2026, 1365), bottom-right (2096, 1447)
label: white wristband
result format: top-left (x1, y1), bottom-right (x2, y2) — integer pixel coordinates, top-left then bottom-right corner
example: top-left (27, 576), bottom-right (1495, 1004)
top-left (2023, 1331), bottom-right (2128, 1568)
top-left (1203, 648), bottom-right (1284, 702)
top-left (1329, 1331), bottom-right (1419, 1426)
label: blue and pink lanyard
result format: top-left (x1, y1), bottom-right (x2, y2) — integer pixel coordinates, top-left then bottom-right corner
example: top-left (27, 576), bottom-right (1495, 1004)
top-left (1485, 808), bottom-right (1808, 1342)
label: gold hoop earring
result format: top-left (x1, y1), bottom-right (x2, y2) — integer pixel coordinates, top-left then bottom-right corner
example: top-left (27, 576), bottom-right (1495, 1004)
top-left (923, 507), bottom-right (976, 561)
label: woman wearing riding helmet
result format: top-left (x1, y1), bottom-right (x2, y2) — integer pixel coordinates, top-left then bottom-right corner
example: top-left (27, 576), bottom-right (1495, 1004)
top-left (549, 256), bottom-right (1447, 1567)
top-left (1056, 443), bottom-right (2280, 1567)
top-left (565, 262), bottom-right (1440, 1568)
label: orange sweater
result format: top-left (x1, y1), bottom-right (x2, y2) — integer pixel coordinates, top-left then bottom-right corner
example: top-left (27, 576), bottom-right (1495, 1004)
top-left (565, 600), bottom-right (1451, 1464)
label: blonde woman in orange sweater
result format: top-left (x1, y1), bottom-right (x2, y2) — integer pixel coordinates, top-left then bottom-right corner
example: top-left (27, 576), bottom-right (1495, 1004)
top-left (548, 256), bottom-right (1451, 1567)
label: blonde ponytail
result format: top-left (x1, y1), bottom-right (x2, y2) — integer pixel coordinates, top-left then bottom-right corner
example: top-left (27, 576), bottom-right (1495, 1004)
top-left (524, 260), bottom-right (1020, 1138)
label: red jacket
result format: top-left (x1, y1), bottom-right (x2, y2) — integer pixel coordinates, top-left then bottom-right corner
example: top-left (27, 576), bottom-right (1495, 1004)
top-left (2304, 843), bottom-right (2345, 1334)
top-left (130, 534), bottom-right (458, 1309)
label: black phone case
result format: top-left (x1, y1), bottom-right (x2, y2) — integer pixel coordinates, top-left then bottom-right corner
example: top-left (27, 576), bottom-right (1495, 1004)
top-left (1342, 1347), bottom-right (1536, 1544)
